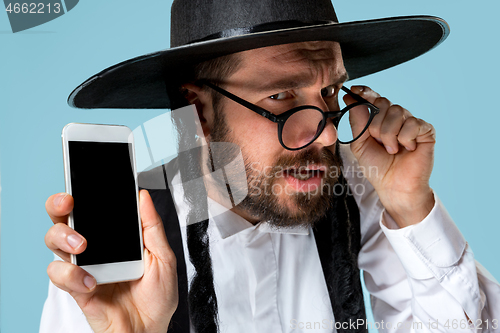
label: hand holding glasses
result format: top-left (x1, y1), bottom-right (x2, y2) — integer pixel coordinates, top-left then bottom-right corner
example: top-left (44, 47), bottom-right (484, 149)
top-left (201, 80), bottom-right (379, 151)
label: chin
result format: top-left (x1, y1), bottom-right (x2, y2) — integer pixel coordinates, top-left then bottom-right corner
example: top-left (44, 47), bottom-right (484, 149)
top-left (262, 190), bottom-right (332, 228)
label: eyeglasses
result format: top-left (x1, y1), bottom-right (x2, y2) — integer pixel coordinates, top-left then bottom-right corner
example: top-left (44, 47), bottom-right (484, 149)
top-left (200, 80), bottom-right (380, 151)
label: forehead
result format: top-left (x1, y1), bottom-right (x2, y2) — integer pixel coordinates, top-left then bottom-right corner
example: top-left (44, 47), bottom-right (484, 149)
top-left (229, 41), bottom-right (346, 87)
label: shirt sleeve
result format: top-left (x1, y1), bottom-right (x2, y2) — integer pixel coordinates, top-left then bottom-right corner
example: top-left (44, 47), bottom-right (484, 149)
top-left (39, 257), bottom-right (94, 333)
top-left (340, 145), bottom-right (500, 333)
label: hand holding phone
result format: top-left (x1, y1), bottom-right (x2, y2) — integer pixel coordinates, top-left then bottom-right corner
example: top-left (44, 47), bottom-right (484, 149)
top-left (44, 123), bottom-right (179, 333)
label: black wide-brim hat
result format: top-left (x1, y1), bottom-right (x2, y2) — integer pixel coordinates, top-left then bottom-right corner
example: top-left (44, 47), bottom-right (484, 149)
top-left (68, 0), bottom-right (449, 109)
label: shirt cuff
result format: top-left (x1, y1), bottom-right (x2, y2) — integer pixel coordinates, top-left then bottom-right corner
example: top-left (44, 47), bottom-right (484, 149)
top-left (380, 192), bottom-right (467, 280)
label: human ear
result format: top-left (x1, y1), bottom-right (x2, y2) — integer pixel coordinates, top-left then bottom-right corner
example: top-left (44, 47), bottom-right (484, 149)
top-left (182, 83), bottom-right (214, 139)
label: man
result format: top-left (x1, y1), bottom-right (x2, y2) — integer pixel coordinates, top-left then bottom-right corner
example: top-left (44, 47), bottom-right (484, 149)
top-left (40, 0), bottom-right (500, 332)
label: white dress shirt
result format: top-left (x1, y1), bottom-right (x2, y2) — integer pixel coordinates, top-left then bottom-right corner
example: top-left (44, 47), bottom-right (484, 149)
top-left (40, 145), bottom-right (500, 333)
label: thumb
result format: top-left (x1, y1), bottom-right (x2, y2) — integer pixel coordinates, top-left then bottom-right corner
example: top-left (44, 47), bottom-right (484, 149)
top-left (343, 94), bottom-right (372, 146)
top-left (139, 190), bottom-right (172, 261)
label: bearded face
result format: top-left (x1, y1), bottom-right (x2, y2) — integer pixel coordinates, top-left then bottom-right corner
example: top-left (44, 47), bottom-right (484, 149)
top-left (208, 102), bottom-right (343, 228)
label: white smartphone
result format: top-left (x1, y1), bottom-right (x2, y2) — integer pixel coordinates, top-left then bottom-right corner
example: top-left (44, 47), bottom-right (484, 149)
top-left (62, 123), bottom-right (144, 284)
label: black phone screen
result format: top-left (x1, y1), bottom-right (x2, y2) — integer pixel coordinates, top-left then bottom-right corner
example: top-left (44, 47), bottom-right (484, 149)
top-left (69, 141), bottom-right (142, 266)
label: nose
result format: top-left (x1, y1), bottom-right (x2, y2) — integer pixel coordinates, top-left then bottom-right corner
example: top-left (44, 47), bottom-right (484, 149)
top-left (313, 118), bottom-right (338, 148)
top-left (308, 96), bottom-right (338, 148)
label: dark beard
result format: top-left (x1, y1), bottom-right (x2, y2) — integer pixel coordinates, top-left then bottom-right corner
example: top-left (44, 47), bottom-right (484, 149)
top-left (209, 105), bottom-right (343, 229)
top-left (240, 147), bottom-right (342, 228)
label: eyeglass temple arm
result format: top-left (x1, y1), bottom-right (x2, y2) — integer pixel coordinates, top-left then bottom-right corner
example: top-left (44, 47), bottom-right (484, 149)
top-left (200, 80), bottom-right (278, 122)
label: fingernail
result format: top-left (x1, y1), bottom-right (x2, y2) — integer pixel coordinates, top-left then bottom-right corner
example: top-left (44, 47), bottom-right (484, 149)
top-left (84, 276), bottom-right (96, 290)
top-left (67, 234), bottom-right (83, 249)
top-left (385, 145), bottom-right (395, 154)
top-left (54, 193), bottom-right (68, 207)
top-left (351, 86), bottom-right (364, 94)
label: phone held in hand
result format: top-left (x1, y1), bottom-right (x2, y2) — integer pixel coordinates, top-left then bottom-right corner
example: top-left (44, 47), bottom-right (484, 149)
top-left (62, 123), bottom-right (144, 284)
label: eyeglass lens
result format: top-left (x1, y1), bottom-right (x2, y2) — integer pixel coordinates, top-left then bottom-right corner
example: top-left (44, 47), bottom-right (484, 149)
top-left (281, 89), bottom-right (373, 149)
top-left (281, 108), bottom-right (324, 149)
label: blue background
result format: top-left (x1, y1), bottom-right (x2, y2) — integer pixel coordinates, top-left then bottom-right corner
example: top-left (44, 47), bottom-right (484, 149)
top-left (1, 1), bottom-right (499, 332)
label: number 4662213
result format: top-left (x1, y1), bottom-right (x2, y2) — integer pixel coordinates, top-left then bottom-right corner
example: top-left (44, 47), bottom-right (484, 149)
top-left (5, 3), bottom-right (61, 14)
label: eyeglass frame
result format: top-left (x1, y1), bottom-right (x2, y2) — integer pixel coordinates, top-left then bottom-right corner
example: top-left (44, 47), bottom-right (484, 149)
top-left (199, 79), bottom-right (380, 151)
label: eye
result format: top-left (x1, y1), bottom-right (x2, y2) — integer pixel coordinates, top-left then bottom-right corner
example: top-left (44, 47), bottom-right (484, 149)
top-left (269, 91), bottom-right (292, 100)
top-left (321, 85), bottom-right (336, 98)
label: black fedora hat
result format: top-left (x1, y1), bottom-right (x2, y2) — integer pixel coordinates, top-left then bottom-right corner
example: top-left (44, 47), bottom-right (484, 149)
top-left (68, 0), bottom-right (449, 109)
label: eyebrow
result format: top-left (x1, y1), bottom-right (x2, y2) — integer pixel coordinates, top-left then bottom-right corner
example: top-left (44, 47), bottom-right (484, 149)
top-left (254, 71), bottom-right (349, 93)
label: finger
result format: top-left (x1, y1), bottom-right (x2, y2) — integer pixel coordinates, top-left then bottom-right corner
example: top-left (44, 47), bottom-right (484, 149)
top-left (140, 190), bottom-right (175, 263)
top-left (378, 104), bottom-right (408, 154)
top-left (350, 85), bottom-right (381, 102)
top-left (367, 97), bottom-right (392, 141)
top-left (45, 223), bottom-right (87, 262)
top-left (347, 86), bottom-right (387, 143)
top-left (343, 94), bottom-right (371, 142)
top-left (46, 193), bottom-right (74, 224)
top-left (47, 260), bottom-right (96, 294)
top-left (398, 117), bottom-right (436, 151)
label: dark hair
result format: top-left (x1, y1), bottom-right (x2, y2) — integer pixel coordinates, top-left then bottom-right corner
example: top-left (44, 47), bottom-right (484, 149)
top-left (170, 54), bottom-right (366, 333)
top-left (170, 54), bottom-right (242, 333)
top-left (313, 169), bottom-right (367, 332)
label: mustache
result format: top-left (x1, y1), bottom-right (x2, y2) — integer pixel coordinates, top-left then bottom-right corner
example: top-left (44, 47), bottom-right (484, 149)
top-left (273, 147), bottom-right (340, 172)
top-left (243, 147), bottom-right (343, 182)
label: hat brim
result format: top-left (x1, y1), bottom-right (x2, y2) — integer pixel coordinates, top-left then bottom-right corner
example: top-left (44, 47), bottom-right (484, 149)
top-left (68, 15), bottom-right (449, 109)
